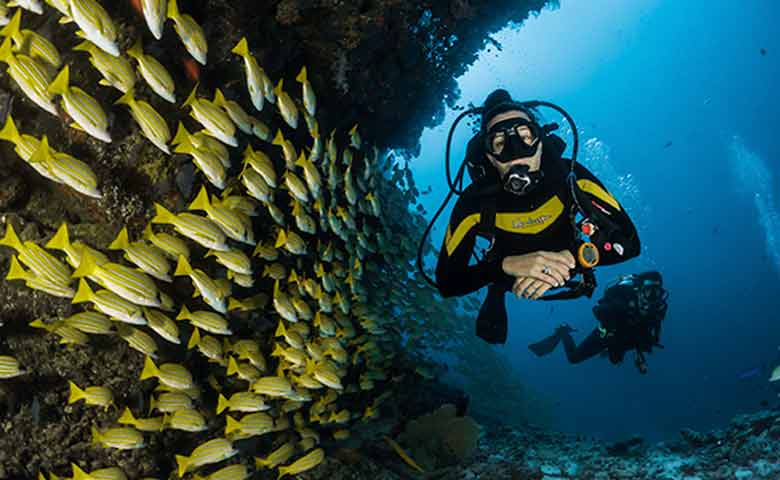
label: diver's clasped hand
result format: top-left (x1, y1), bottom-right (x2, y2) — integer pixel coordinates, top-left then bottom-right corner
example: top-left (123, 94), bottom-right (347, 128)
top-left (502, 250), bottom-right (576, 299)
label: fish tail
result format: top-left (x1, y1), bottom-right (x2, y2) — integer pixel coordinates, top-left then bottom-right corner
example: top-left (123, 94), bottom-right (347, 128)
top-left (182, 83), bottom-right (199, 108)
top-left (67, 381), bottom-right (85, 404)
top-left (272, 129), bottom-right (284, 146)
top-left (90, 426), bottom-right (101, 445)
top-left (277, 467), bottom-right (289, 480)
top-left (0, 34), bottom-right (13, 62)
top-left (186, 327), bottom-right (200, 349)
top-left (114, 88), bottom-right (135, 107)
top-left (188, 186), bottom-right (211, 212)
top-left (273, 78), bottom-right (283, 96)
top-left (175, 304), bottom-right (191, 321)
top-left (28, 318), bottom-right (48, 330)
top-left (45, 223), bottom-right (72, 252)
top-left (72, 40), bottom-right (92, 53)
top-left (224, 415), bottom-right (241, 435)
top-left (0, 9), bottom-right (21, 41)
top-left (0, 114), bottom-right (20, 144)
top-left (226, 356), bottom-right (239, 376)
top-left (175, 455), bottom-right (190, 478)
top-left (151, 203), bottom-right (176, 225)
top-left (127, 38), bottom-right (142, 60)
top-left (216, 393), bottom-right (229, 414)
top-left (70, 464), bottom-right (91, 480)
top-left (212, 88), bottom-right (226, 107)
top-left (295, 66), bottom-right (307, 84)
top-left (166, 0), bottom-right (180, 21)
top-left (142, 223), bottom-right (155, 241)
top-left (173, 255), bottom-right (193, 277)
top-left (294, 152), bottom-right (306, 168)
top-left (139, 355), bottom-right (159, 381)
top-left (71, 249), bottom-right (96, 279)
top-left (118, 407), bottom-right (136, 425)
top-left (48, 66), bottom-right (70, 97)
top-left (275, 229), bottom-right (287, 248)
top-left (71, 279), bottom-right (94, 304)
top-left (5, 255), bottom-right (34, 281)
top-left (227, 297), bottom-right (242, 312)
top-left (231, 37), bottom-right (249, 58)
top-left (0, 222), bottom-right (23, 253)
top-left (274, 319), bottom-right (286, 337)
top-left (172, 127), bottom-right (194, 153)
top-left (28, 135), bottom-right (52, 165)
top-left (108, 227), bottom-right (130, 251)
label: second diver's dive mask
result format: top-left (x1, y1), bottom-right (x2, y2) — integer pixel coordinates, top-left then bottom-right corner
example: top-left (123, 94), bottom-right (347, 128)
top-left (637, 280), bottom-right (667, 315)
top-left (484, 118), bottom-right (544, 196)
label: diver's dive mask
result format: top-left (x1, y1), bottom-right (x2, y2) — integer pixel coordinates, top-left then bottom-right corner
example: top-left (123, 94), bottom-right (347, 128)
top-left (484, 118), bottom-right (545, 196)
top-left (637, 280), bottom-right (667, 315)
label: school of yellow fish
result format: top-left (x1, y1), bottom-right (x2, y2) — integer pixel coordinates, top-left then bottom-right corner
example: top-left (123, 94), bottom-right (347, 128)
top-left (0, 0), bottom-right (410, 478)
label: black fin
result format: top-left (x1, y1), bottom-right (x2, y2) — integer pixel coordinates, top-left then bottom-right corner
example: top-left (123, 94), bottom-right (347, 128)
top-left (476, 284), bottom-right (507, 344)
top-left (528, 331), bottom-right (563, 357)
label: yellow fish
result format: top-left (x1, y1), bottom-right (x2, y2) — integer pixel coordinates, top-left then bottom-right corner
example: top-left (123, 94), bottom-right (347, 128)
top-left (189, 186), bottom-right (254, 245)
top-left (116, 323), bottom-right (158, 358)
top-left (225, 412), bottom-right (273, 437)
top-left (227, 293), bottom-right (268, 312)
top-left (29, 318), bottom-right (88, 345)
top-left (152, 203), bottom-right (228, 251)
top-left (72, 39), bottom-right (133, 92)
top-left (277, 448), bottom-right (325, 479)
top-left (140, 0), bottom-right (166, 40)
top-left (174, 257), bottom-right (228, 314)
top-left (187, 327), bottom-right (226, 365)
top-left (142, 307), bottom-right (180, 344)
top-left (139, 355), bottom-right (193, 390)
top-left (67, 0), bottom-right (119, 56)
top-left (175, 438), bottom-right (238, 478)
top-left (243, 144), bottom-right (277, 187)
top-left (294, 152), bottom-right (322, 200)
top-left (48, 65), bottom-right (111, 142)
top-left (275, 229), bottom-right (306, 255)
top-left (255, 441), bottom-right (295, 469)
top-left (163, 408), bottom-right (207, 432)
top-left (9, 0), bottom-right (43, 15)
top-left (0, 115), bottom-right (55, 179)
top-left (91, 426), bottom-right (144, 450)
top-left (126, 38), bottom-right (175, 103)
top-left (272, 79), bottom-right (298, 129)
top-left (230, 37), bottom-right (265, 111)
top-left (213, 88), bottom-right (253, 134)
top-left (172, 124), bottom-right (227, 189)
top-left (251, 375), bottom-right (294, 398)
top-left (72, 250), bottom-right (161, 307)
top-left (149, 391), bottom-right (192, 413)
top-left (0, 355), bottom-right (25, 379)
top-left (117, 407), bottom-right (163, 432)
top-left (30, 136), bottom-right (101, 198)
top-left (142, 224), bottom-right (190, 260)
top-left (295, 66), bottom-right (316, 117)
top-left (63, 311), bottom-right (113, 335)
top-left (217, 392), bottom-right (269, 414)
top-left (1, 222), bottom-right (72, 286)
top-left (1, 9), bottom-right (61, 68)
top-left (166, 0), bottom-right (207, 65)
top-left (68, 380), bottom-right (113, 409)
top-left (272, 129), bottom-right (297, 170)
top-left (193, 464), bottom-right (250, 480)
top-left (0, 37), bottom-right (56, 115)
top-left (182, 83), bottom-right (236, 146)
top-left (240, 167), bottom-right (272, 204)
top-left (108, 227), bottom-right (171, 282)
top-left (115, 88), bottom-right (171, 154)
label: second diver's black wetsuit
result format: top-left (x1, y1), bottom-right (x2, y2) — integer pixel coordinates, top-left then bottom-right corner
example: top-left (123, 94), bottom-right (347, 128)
top-left (434, 150), bottom-right (641, 298)
top-left (556, 282), bottom-right (668, 364)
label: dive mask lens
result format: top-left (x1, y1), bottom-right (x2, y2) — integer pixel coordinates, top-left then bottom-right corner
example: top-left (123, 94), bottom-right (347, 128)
top-left (485, 119), bottom-right (541, 162)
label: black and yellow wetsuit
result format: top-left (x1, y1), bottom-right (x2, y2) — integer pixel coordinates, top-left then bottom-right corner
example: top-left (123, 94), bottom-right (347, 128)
top-left (435, 155), bottom-right (641, 298)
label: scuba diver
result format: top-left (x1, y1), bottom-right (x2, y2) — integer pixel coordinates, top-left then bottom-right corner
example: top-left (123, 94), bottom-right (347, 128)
top-left (428, 89), bottom-right (641, 343)
top-left (529, 271), bottom-right (669, 374)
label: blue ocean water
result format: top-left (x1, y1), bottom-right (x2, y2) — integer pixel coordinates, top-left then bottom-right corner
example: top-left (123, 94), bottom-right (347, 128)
top-left (412, 0), bottom-right (780, 442)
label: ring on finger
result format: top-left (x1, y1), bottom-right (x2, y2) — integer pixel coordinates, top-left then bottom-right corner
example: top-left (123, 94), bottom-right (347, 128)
top-left (542, 265), bottom-right (551, 275)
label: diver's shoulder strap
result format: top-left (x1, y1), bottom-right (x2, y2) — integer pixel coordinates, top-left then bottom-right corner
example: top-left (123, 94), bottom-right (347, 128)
top-left (476, 195), bottom-right (497, 261)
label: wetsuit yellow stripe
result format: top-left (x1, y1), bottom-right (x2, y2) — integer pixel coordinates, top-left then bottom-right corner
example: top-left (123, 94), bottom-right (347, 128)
top-left (445, 213), bottom-right (480, 256)
top-left (495, 196), bottom-right (564, 234)
top-left (576, 179), bottom-right (620, 211)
